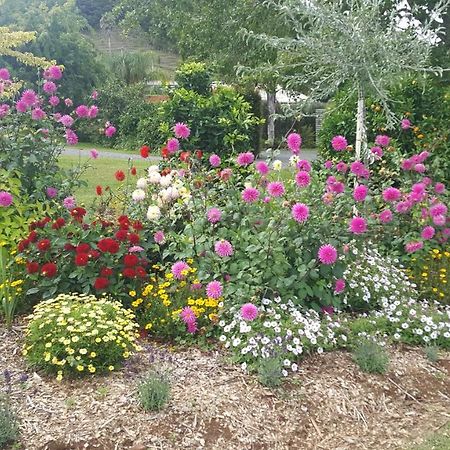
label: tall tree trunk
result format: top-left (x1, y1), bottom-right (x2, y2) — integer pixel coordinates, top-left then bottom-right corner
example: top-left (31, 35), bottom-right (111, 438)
top-left (355, 85), bottom-right (367, 161)
top-left (267, 90), bottom-right (276, 148)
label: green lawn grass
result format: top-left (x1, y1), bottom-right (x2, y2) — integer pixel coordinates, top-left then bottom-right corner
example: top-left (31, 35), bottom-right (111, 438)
top-left (407, 422), bottom-right (450, 450)
top-left (59, 154), bottom-right (151, 205)
top-left (67, 142), bottom-right (136, 154)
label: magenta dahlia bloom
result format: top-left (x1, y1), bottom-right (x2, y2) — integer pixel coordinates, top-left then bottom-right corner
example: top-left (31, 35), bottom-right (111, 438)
top-left (435, 183), bottom-right (446, 194)
top-left (0, 68), bottom-right (10, 80)
top-left (0, 191), bottom-right (13, 207)
top-left (241, 187), bottom-right (260, 203)
top-left (295, 170), bottom-right (311, 188)
top-left (49, 95), bottom-right (59, 107)
top-left (46, 187), bottom-right (58, 198)
top-left (421, 226), bottom-right (435, 240)
top-left (335, 161), bottom-right (348, 173)
top-left (75, 105), bottom-right (89, 118)
top-left (379, 209), bottom-right (393, 223)
top-left (292, 203), bottom-right (309, 222)
top-left (206, 280), bottom-right (223, 299)
top-left (287, 132), bottom-right (302, 154)
top-left (350, 161), bottom-right (366, 177)
top-left (207, 207), bottom-right (222, 224)
top-left (215, 240), bottom-right (233, 257)
top-left (167, 137), bottom-right (179, 153)
top-left (433, 215), bottom-right (446, 226)
top-left (241, 303), bottom-right (258, 321)
top-left (209, 154), bottom-right (221, 167)
top-left (334, 279), bottom-right (346, 294)
top-left (173, 122), bottom-right (191, 139)
top-left (331, 135), bottom-right (348, 151)
top-left (129, 246), bottom-right (144, 253)
top-left (0, 104), bottom-right (9, 118)
top-left (296, 160), bottom-right (311, 172)
top-left (90, 149), bottom-right (99, 159)
top-left (401, 159), bottom-right (413, 171)
top-left (64, 98), bottom-right (73, 107)
top-left (31, 108), bottom-right (46, 121)
top-left (414, 163), bottom-right (426, 173)
top-left (396, 201), bottom-right (412, 214)
top-left (16, 100), bottom-right (27, 113)
top-left (88, 105), bottom-right (99, 118)
top-left (401, 118), bottom-right (411, 130)
top-left (46, 65), bottom-right (63, 80)
top-left (375, 134), bottom-right (390, 147)
top-left (405, 241), bottom-right (424, 253)
top-left (180, 307), bottom-right (197, 325)
top-left (324, 160), bottom-right (333, 170)
top-left (236, 152), bottom-right (254, 166)
top-left (353, 185), bottom-right (368, 202)
top-left (318, 244), bottom-right (338, 265)
top-left (172, 261), bottom-right (190, 279)
top-left (105, 125), bottom-right (116, 138)
top-left (267, 181), bottom-right (285, 197)
top-left (65, 129), bottom-right (78, 145)
top-left (255, 161), bottom-right (269, 175)
top-left (43, 81), bottom-right (57, 94)
top-left (382, 187), bottom-right (401, 203)
top-left (154, 231), bottom-right (165, 244)
top-left (349, 217), bottom-right (367, 234)
top-left (21, 89), bottom-right (38, 107)
top-left (429, 203), bottom-right (447, 217)
top-left (370, 146), bottom-right (383, 158)
top-left (63, 196), bottom-right (76, 209)
top-left (330, 181), bottom-right (345, 194)
top-left (59, 115), bottom-right (74, 128)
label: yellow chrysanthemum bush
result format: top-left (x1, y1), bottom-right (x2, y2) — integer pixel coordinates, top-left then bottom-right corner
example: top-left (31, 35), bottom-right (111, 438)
top-left (131, 262), bottom-right (222, 341)
top-left (405, 248), bottom-right (450, 305)
top-left (23, 293), bottom-right (140, 380)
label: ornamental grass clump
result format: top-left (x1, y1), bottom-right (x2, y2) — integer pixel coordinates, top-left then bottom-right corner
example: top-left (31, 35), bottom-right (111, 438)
top-left (137, 370), bottom-right (171, 411)
top-left (257, 357), bottom-right (283, 388)
top-left (23, 293), bottom-right (140, 380)
top-left (0, 395), bottom-right (19, 448)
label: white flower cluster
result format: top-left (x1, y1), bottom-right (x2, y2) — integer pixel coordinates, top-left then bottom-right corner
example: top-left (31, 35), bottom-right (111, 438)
top-left (130, 165), bottom-right (191, 222)
top-left (218, 297), bottom-right (348, 375)
top-left (343, 247), bottom-right (417, 310)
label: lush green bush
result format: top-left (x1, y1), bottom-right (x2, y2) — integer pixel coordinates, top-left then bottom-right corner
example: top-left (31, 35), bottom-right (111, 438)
top-left (137, 370), bottom-right (171, 411)
top-left (318, 76), bottom-right (450, 183)
top-left (352, 340), bottom-right (389, 374)
top-left (23, 293), bottom-right (140, 380)
top-left (174, 61), bottom-right (212, 96)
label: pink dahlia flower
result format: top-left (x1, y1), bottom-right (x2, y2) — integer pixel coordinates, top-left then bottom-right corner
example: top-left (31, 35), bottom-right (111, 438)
top-left (433, 215), bottom-right (446, 226)
top-left (296, 160), bottom-right (311, 172)
top-left (331, 135), bottom-right (347, 151)
top-left (0, 68), bottom-right (10, 80)
top-left (206, 281), bottom-right (223, 299)
top-left (382, 187), bottom-right (401, 203)
top-left (405, 241), bottom-right (424, 253)
top-left (241, 303), bottom-right (258, 321)
top-left (292, 203), bottom-right (309, 223)
top-left (421, 226), bottom-right (435, 240)
top-left (401, 118), bottom-right (411, 130)
top-left (267, 181), bottom-right (285, 197)
top-left (414, 163), bottom-right (426, 173)
top-left (350, 161), bottom-right (366, 177)
top-left (335, 161), bottom-right (348, 173)
top-left (429, 203), bottom-right (447, 217)
top-left (0, 191), bottom-right (13, 207)
top-left (49, 95), bottom-right (59, 107)
top-left (46, 65), bottom-right (63, 80)
top-left (287, 132), bottom-right (302, 154)
top-left (317, 244), bottom-right (338, 265)
top-left (379, 209), bottom-right (393, 223)
top-left (75, 105), bottom-right (89, 118)
top-left (171, 261), bottom-right (190, 279)
top-left (59, 114), bottom-right (74, 128)
top-left (295, 170), bottom-right (311, 188)
top-left (65, 129), bottom-right (78, 145)
top-left (214, 240), bottom-right (233, 257)
top-left (167, 137), bottom-right (179, 154)
top-left (349, 217), bottom-right (367, 234)
top-left (63, 196), bottom-right (76, 209)
top-left (375, 135), bottom-right (390, 147)
top-left (324, 160), bottom-right (333, 170)
top-left (334, 279), bottom-right (346, 294)
top-left (21, 89), bottom-right (38, 107)
top-left (31, 108), bottom-right (46, 121)
top-left (255, 161), bottom-right (269, 175)
top-left (236, 152), bottom-right (255, 166)
top-left (353, 185), bottom-right (368, 202)
top-left (88, 105), bottom-right (99, 118)
top-left (173, 122), bottom-right (191, 139)
top-left (370, 146), bottom-right (383, 158)
top-left (207, 207), bottom-right (222, 224)
top-left (435, 183), bottom-right (446, 195)
top-left (209, 154), bottom-right (221, 167)
top-left (105, 125), bottom-right (116, 138)
top-left (43, 81), bottom-right (57, 94)
top-left (241, 187), bottom-right (260, 203)
top-left (90, 149), bottom-right (99, 159)
top-left (154, 231), bottom-right (165, 244)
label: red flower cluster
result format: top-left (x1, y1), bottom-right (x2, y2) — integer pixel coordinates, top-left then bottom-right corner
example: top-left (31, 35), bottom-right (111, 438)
top-left (97, 238), bottom-right (120, 254)
top-left (115, 170), bottom-right (125, 181)
top-left (140, 145), bottom-right (150, 158)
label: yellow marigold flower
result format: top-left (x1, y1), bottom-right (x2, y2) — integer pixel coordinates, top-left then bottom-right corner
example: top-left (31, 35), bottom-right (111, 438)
top-left (422, 272), bottom-right (428, 277)
top-left (88, 365), bottom-right (96, 373)
top-left (108, 365), bottom-right (114, 371)
top-left (56, 372), bottom-right (63, 382)
top-left (79, 348), bottom-right (88, 355)
top-left (145, 323), bottom-right (153, 330)
top-left (44, 352), bottom-right (51, 362)
top-left (71, 336), bottom-right (79, 342)
top-left (76, 365), bottom-right (84, 372)
top-left (123, 351), bottom-right (130, 358)
top-left (129, 290), bottom-right (137, 297)
top-left (165, 273), bottom-right (174, 279)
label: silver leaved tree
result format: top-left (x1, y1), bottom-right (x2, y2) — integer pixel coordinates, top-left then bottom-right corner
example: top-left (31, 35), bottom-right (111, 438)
top-left (247, 0), bottom-right (449, 160)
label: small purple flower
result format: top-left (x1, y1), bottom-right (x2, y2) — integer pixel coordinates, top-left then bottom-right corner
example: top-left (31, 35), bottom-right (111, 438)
top-left (63, 196), bottom-right (76, 209)
top-left (46, 187), bottom-right (58, 198)
top-left (0, 191), bottom-right (13, 207)
top-left (90, 149), bottom-right (99, 159)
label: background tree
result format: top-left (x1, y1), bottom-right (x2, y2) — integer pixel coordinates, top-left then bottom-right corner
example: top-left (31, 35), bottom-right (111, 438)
top-left (245, 0), bottom-right (449, 160)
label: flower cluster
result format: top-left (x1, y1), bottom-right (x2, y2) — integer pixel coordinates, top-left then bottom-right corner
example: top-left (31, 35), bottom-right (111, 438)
top-left (23, 293), bottom-right (140, 380)
top-left (131, 263), bottom-right (222, 339)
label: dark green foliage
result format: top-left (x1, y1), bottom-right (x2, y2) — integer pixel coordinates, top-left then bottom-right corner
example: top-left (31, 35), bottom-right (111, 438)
top-left (257, 357), bottom-right (283, 388)
top-left (76, 0), bottom-right (117, 28)
top-left (0, 395), bottom-right (19, 448)
top-left (352, 340), bottom-right (389, 374)
top-left (137, 371), bottom-right (171, 411)
top-left (175, 62), bottom-right (212, 96)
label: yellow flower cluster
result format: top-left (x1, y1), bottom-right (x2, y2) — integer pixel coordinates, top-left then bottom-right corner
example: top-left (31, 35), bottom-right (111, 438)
top-left (0, 279), bottom-right (24, 300)
top-left (131, 263), bottom-right (222, 337)
top-left (406, 249), bottom-right (449, 304)
top-left (23, 293), bottom-right (141, 380)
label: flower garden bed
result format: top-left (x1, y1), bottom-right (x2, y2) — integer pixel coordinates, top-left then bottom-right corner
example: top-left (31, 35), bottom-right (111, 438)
top-left (1, 322), bottom-right (449, 450)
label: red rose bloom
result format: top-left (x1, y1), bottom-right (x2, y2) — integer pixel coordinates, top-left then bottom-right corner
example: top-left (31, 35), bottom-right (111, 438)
top-left (115, 230), bottom-right (128, 241)
top-left (37, 239), bottom-right (51, 252)
top-left (128, 233), bottom-right (140, 244)
top-left (96, 185), bottom-right (103, 196)
top-left (94, 277), bottom-right (109, 290)
top-left (76, 243), bottom-right (91, 254)
top-left (161, 147), bottom-right (169, 158)
top-left (135, 266), bottom-right (147, 278)
top-left (52, 218), bottom-right (66, 230)
top-left (130, 167), bottom-right (137, 176)
top-left (41, 262), bottom-right (57, 277)
top-left (122, 268), bottom-right (136, 278)
top-left (115, 170), bottom-right (125, 181)
top-left (132, 221), bottom-right (143, 231)
top-left (180, 151), bottom-right (190, 162)
top-left (26, 261), bottom-right (39, 274)
top-left (100, 267), bottom-right (113, 277)
top-left (123, 254), bottom-right (139, 267)
top-left (28, 231), bottom-right (38, 242)
top-left (97, 238), bottom-right (120, 254)
top-left (75, 253), bottom-right (89, 266)
top-left (18, 239), bottom-right (30, 252)
top-left (140, 145), bottom-right (150, 158)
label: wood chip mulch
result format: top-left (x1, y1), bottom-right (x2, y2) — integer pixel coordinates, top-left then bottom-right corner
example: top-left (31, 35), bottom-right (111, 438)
top-left (1, 324), bottom-right (449, 450)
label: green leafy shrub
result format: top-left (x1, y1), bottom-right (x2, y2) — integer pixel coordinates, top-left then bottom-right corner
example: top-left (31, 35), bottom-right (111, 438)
top-left (257, 357), bottom-right (283, 388)
top-left (175, 61), bottom-right (212, 96)
top-left (0, 395), bottom-right (19, 448)
top-left (137, 370), bottom-right (171, 411)
top-left (352, 340), bottom-right (389, 374)
top-left (424, 345), bottom-right (439, 363)
top-left (23, 293), bottom-right (140, 380)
